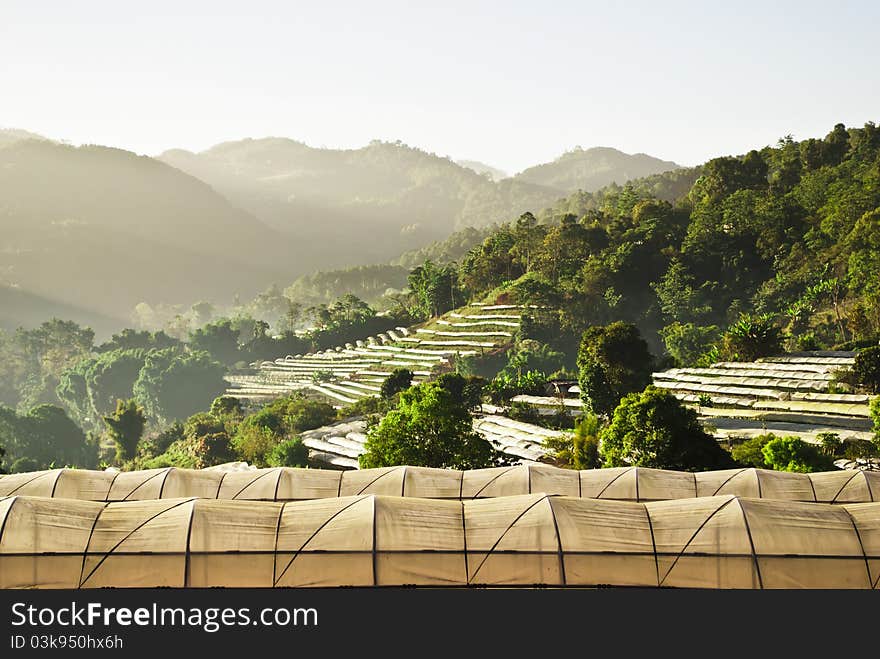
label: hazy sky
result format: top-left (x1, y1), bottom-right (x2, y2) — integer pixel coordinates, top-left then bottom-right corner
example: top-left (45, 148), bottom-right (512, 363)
top-left (2, 1), bottom-right (878, 174)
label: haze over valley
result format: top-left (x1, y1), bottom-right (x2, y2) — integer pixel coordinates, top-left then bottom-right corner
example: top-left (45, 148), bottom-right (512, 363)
top-left (0, 128), bottom-right (681, 334)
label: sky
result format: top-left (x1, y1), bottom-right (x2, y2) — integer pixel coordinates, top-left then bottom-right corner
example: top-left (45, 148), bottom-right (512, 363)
top-left (1, 0), bottom-right (878, 174)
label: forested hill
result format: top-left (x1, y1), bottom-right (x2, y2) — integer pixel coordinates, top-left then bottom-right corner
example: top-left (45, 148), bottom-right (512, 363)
top-left (158, 138), bottom-right (560, 263)
top-left (514, 146), bottom-right (680, 193)
top-left (158, 138), bottom-right (686, 272)
top-left (442, 122), bottom-right (880, 358)
top-left (0, 140), bottom-right (297, 326)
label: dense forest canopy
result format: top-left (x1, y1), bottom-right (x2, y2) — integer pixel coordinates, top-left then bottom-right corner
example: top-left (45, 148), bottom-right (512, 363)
top-left (436, 122), bottom-right (880, 361)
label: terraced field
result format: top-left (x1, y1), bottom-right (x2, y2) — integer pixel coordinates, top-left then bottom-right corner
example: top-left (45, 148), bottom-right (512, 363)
top-left (224, 303), bottom-right (524, 406)
top-left (652, 351), bottom-right (875, 445)
top-left (296, 413), bottom-right (558, 469)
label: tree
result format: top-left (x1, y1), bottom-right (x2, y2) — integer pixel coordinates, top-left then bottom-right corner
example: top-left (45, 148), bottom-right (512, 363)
top-left (103, 398), bottom-right (147, 462)
top-left (600, 386), bottom-right (736, 470)
top-left (578, 322), bottom-right (654, 417)
top-left (361, 381), bottom-right (502, 469)
top-left (380, 368), bottom-right (413, 399)
top-left (133, 348), bottom-right (227, 423)
top-left (659, 323), bottom-right (721, 367)
top-left (0, 403), bottom-right (97, 471)
top-left (189, 320), bottom-right (242, 366)
top-left (407, 260), bottom-right (461, 319)
top-left (761, 436), bottom-right (834, 473)
top-left (853, 346), bottom-right (880, 394)
top-left (57, 348), bottom-right (148, 431)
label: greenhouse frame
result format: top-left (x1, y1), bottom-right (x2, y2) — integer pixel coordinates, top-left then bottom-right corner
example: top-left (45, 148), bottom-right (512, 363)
top-left (1, 493), bottom-right (878, 589)
top-left (1, 465), bottom-right (877, 503)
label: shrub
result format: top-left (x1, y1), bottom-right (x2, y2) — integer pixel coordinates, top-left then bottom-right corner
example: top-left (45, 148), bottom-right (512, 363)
top-left (731, 434), bottom-right (774, 467)
top-left (761, 436), bottom-right (834, 473)
top-left (267, 438), bottom-right (309, 467)
top-left (720, 314), bottom-right (782, 362)
top-left (816, 432), bottom-right (843, 457)
top-left (487, 371), bottom-right (547, 404)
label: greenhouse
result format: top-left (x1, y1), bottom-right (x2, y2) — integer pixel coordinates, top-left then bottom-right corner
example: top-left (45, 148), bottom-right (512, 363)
top-left (1, 465), bottom-right (877, 503)
top-left (1, 493), bottom-right (878, 589)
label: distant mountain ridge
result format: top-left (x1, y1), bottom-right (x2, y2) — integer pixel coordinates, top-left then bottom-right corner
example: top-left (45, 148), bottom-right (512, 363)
top-left (515, 146), bottom-right (680, 192)
top-left (0, 128), bottom-right (50, 149)
top-left (0, 140), bottom-right (298, 334)
top-left (0, 129), bottom-right (686, 334)
top-left (456, 159), bottom-right (508, 181)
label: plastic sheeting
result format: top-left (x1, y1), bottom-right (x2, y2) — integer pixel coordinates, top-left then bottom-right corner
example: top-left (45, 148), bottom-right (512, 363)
top-left (1, 494), bottom-right (877, 589)
top-left (1, 465), bottom-right (878, 503)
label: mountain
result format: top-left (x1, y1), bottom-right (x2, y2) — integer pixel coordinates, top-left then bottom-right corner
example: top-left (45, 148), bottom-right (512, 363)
top-left (515, 146), bottom-right (680, 193)
top-left (0, 128), bottom-right (49, 149)
top-left (456, 159), bottom-right (508, 181)
top-left (158, 138), bottom-right (561, 263)
top-left (0, 140), bottom-right (299, 333)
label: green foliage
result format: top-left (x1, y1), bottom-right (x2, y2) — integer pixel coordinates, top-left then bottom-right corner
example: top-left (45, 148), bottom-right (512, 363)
top-left (407, 260), bottom-right (463, 319)
top-left (761, 435), bottom-right (834, 473)
top-left (380, 368), bottom-right (414, 399)
top-left (0, 403), bottom-right (97, 471)
top-left (152, 421), bottom-right (184, 455)
top-left (599, 386), bottom-right (736, 471)
top-left (659, 322), bottom-right (721, 367)
top-left (853, 346), bottom-right (880, 394)
top-left (188, 320), bottom-right (242, 366)
top-left (577, 322), bottom-right (654, 417)
top-left (336, 396), bottom-right (382, 418)
top-left (502, 340), bottom-right (565, 378)
top-left (132, 348), bottom-right (226, 423)
top-left (721, 314), bottom-right (782, 362)
top-left (310, 369), bottom-right (333, 384)
top-left (210, 396), bottom-right (243, 419)
top-left (103, 398), bottom-right (147, 463)
top-left (487, 370), bottom-right (547, 404)
top-left (360, 380), bottom-right (504, 469)
top-left (816, 432), bottom-right (843, 457)
top-left (872, 397), bottom-right (880, 446)
top-left (545, 414), bottom-right (601, 469)
top-left (267, 438), bottom-right (309, 468)
top-left (435, 373), bottom-right (487, 411)
top-left (57, 348), bottom-right (148, 431)
top-left (0, 319), bottom-right (94, 411)
top-left (231, 396), bottom-right (335, 467)
top-left (730, 434), bottom-right (774, 468)
top-left (97, 329), bottom-right (181, 353)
